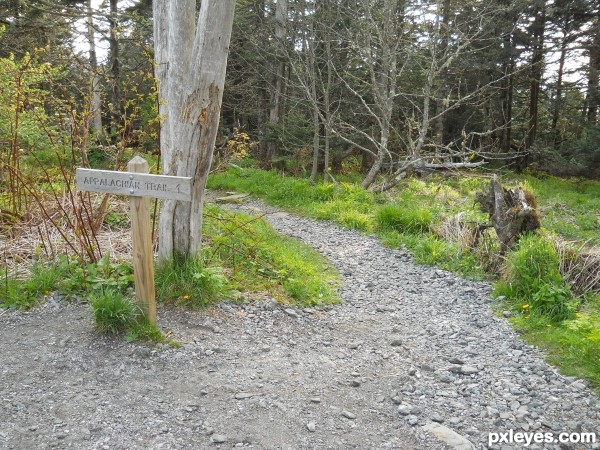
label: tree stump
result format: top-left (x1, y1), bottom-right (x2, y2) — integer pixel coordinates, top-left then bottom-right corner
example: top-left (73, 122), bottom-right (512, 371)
top-left (475, 176), bottom-right (540, 253)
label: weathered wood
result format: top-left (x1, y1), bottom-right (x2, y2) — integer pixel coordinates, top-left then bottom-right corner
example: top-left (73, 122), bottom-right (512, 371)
top-left (76, 156), bottom-right (195, 325)
top-left (476, 176), bottom-right (540, 253)
top-left (215, 193), bottom-right (250, 203)
top-left (127, 156), bottom-right (156, 324)
top-left (76, 168), bottom-right (192, 202)
top-left (155, 0), bottom-right (236, 262)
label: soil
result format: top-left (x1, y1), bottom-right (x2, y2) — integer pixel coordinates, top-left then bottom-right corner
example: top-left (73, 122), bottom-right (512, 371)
top-left (1, 199), bottom-right (599, 450)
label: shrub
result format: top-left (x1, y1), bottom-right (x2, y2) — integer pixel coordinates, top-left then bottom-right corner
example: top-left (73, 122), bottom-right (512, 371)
top-left (494, 234), bottom-right (577, 322)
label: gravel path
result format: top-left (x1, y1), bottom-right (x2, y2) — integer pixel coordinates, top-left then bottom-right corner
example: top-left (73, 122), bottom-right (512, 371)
top-left (1, 199), bottom-right (599, 450)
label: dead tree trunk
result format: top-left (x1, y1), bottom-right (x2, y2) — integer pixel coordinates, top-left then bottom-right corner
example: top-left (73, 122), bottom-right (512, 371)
top-left (476, 176), bottom-right (540, 254)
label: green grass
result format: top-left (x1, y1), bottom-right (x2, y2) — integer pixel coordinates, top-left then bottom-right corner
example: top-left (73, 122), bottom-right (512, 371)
top-left (509, 172), bottom-right (600, 245)
top-left (126, 321), bottom-right (181, 347)
top-left (91, 289), bottom-right (138, 334)
top-left (1, 257), bottom-right (87, 308)
top-left (155, 258), bottom-right (229, 309)
top-left (208, 167), bottom-right (486, 278)
top-left (511, 306), bottom-right (600, 388)
top-left (154, 205), bottom-right (339, 308)
top-left (201, 205), bottom-right (339, 306)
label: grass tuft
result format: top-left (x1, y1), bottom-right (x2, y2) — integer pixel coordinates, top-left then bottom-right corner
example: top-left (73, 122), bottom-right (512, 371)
top-left (155, 258), bottom-right (228, 309)
top-left (375, 204), bottom-right (432, 233)
top-left (91, 289), bottom-right (138, 334)
top-left (126, 321), bottom-right (181, 347)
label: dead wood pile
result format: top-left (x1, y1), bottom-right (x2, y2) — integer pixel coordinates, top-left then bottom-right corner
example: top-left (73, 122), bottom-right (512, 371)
top-left (475, 176), bottom-right (541, 253)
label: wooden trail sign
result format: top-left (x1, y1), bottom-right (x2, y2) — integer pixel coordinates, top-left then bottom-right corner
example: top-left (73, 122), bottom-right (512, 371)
top-left (76, 156), bottom-right (192, 325)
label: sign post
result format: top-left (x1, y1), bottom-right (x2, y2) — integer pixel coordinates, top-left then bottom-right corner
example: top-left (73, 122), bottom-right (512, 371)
top-left (76, 156), bottom-right (192, 324)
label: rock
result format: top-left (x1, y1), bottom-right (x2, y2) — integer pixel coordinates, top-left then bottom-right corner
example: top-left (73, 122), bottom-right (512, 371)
top-left (398, 404), bottom-right (413, 416)
top-left (437, 372), bottom-right (454, 383)
top-left (424, 423), bottom-right (475, 450)
top-left (310, 397), bottom-right (321, 403)
top-left (390, 339), bottom-right (403, 347)
top-left (391, 396), bottom-right (402, 405)
top-left (460, 366), bottom-right (479, 375)
top-left (406, 415), bottom-right (419, 426)
top-left (306, 422), bottom-right (316, 432)
top-left (448, 365), bottom-right (463, 374)
top-left (341, 410), bottom-right (356, 419)
top-left (234, 392), bottom-right (255, 400)
top-left (284, 308), bottom-right (299, 318)
top-left (431, 414), bottom-right (444, 423)
top-left (211, 434), bottom-right (227, 444)
top-left (448, 357), bottom-right (464, 365)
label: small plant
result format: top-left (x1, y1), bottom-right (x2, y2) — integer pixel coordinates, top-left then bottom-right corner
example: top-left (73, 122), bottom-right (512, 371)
top-left (91, 290), bottom-right (138, 334)
top-left (338, 210), bottom-right (373, 232)
top-left (126, 321), bottom-right (181, 347)
top-left (155, 258), bottom-right (229, 309)
top-left (531, 283), bottom-right (578, 322)
top-left (494, 233), bottom-right (576, 322)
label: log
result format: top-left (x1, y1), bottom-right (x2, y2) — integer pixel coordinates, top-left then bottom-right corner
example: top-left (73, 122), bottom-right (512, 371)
top-left (475, 176), bottom-right (540, 253)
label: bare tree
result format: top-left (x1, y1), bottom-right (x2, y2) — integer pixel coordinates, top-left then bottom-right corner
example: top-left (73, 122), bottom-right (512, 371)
top-left (265, 0), bottom-right (288, 167)
top-left (153, 0), bottom-right (236, 262)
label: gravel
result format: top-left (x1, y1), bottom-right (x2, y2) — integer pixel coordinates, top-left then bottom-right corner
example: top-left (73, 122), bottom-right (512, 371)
top-left (1, 198), bottom-right (599, 449)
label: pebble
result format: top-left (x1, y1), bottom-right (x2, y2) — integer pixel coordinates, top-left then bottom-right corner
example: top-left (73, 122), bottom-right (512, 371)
top-left (341, 410), bottom-right (356, 419)
top-left (398, 404), bottom-right (413, 416)
top-left (211, 434), bottom-right (227, 444)
top-left (406, 415), bottom-right (419, 426)
top-left (306, 422), bottom-right (316, 432)
top-left (234, 393), bottom-right (255, 400)
top-left (431, 414), bottom-right (444, 423)
top-left (284, 308), bottom-right (299, 318)
top-left (460, 366), bottom-right (479, 375)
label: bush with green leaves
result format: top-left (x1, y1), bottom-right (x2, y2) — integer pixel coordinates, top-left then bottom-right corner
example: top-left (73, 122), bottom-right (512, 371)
top-left (494, 234), bottom-right (577, 322)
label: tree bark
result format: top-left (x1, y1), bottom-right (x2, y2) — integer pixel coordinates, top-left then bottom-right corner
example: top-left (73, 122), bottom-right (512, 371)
top-left (476, 177), bottom-right (541, 254)
top-left (586, 14), bottom-right (600, 124)
top-left (266, 0), bottom-right (288, 167)
top-left (524, 3), bottom-right (546, 153)
top-left (86, 0), bottom-right (103, 137)
top-left (154, 0), bottom-right (236, 262)
top-left (552, 31), bottom-right (568, 150)
top-left (109, 0), bottom-right (121, 139)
